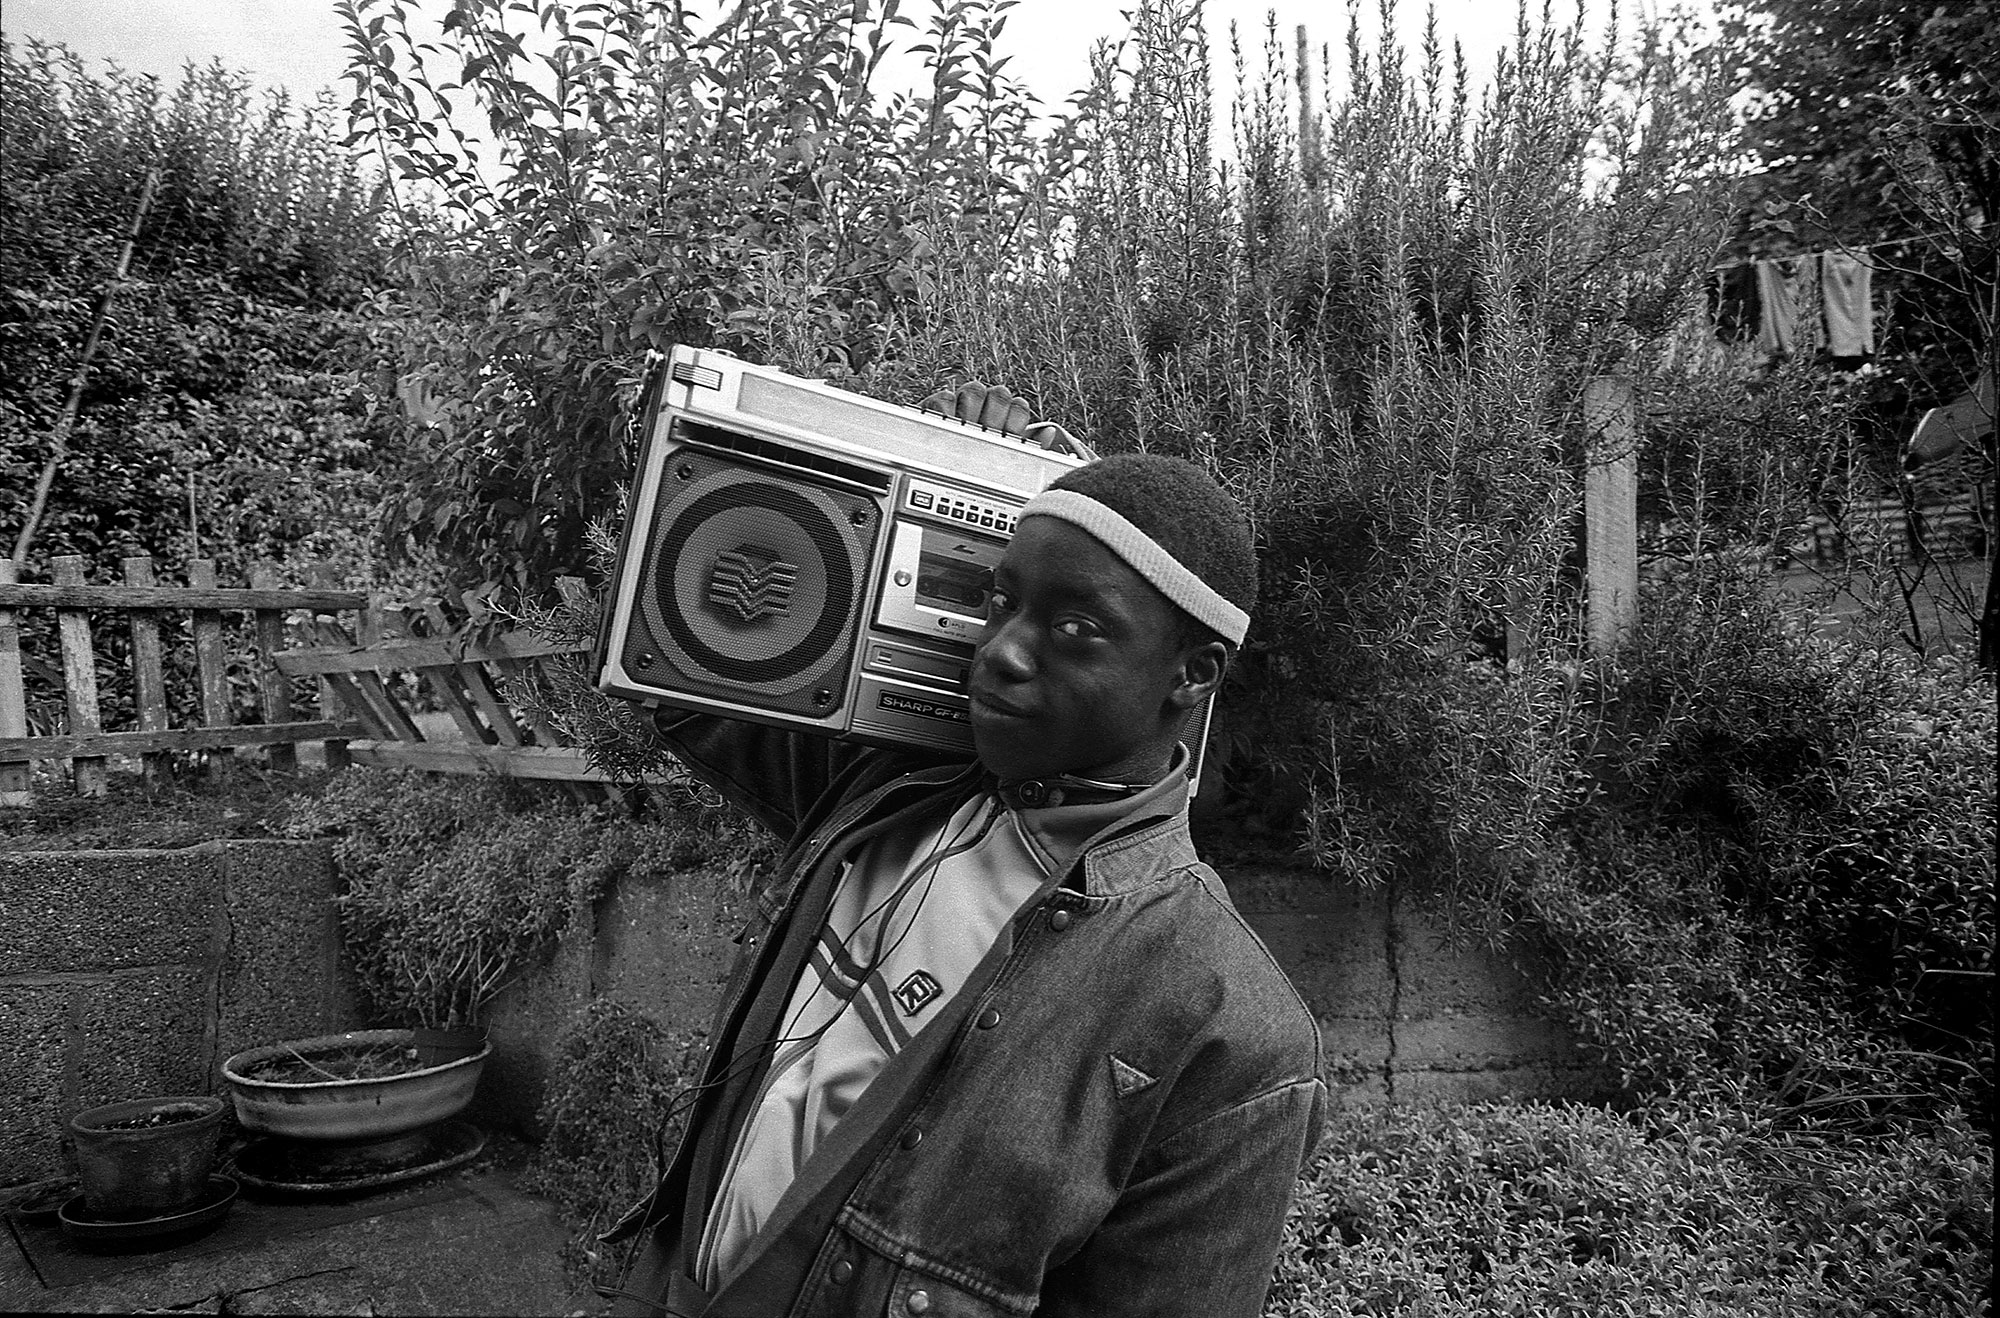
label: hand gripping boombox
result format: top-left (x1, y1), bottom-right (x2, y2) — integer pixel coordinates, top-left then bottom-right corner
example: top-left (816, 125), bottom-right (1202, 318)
top-left (597, 346), bottom-right (1216, 782)
top-left (596, 347), bottom-right (1091, 755)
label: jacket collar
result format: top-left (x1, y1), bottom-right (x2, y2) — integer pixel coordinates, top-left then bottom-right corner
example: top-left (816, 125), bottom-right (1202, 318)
top-left (1011, 746), bottom-right (1196, 897)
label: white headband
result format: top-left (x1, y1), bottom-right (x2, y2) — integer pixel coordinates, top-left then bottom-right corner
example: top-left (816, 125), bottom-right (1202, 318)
top-left (1017, 489), bottom-right (1251, 645)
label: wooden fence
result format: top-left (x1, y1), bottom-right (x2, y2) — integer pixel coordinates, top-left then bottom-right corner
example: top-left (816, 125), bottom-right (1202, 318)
top-left (0, 555), bottom-right (663, 807)
top-left (1801, 496), bottom-right (1987, 565)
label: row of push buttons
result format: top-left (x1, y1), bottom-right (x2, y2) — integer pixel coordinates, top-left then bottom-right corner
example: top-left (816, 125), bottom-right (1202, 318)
top-left (909, 487), bottom-right (1017, 535)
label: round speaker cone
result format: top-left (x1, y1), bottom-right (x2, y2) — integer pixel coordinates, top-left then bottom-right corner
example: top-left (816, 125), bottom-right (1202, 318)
top-left (638, 461), bottom-right (868, 697)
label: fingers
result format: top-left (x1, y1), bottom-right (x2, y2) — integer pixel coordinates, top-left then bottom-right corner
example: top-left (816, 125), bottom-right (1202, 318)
top-left (1024, 421), bottom-right (1094, 459)
top-left (921, 381), bottom-right (1070, 446)
top-left (986, 389), bottom-right (1035, 437)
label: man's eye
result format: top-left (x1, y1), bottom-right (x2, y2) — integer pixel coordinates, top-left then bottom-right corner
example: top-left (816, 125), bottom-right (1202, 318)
top-left (988, 588), bottom-right (1017, 615)
top-left (1053, 617), bottom-right (1100, 640)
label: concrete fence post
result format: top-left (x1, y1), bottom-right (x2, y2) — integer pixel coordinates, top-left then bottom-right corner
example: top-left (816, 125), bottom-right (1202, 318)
top-left (1583, 375), bottom-right (1639, 654)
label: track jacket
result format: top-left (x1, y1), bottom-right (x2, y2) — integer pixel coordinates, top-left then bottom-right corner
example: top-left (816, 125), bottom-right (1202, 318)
top-left (604, 712), bottom-right (1327, 1317)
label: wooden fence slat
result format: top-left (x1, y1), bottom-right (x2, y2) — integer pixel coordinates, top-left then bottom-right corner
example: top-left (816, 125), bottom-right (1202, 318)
top-left (492, 657), bottom-right (560, 747)
top-left (344, 596), bottom-right (432, 742)
top-left (304, 567), bottom-right (352, 770)
top-left (318, 670), bottom-right (399, 740)
top-left (270, 633), bottom-right (587, 676)
top-left (358, 598), bottom-right (386, 647)
top-left (0, 583), bottom-right (368, 610)
top-left (187, 559), bottom-right (231, 782)
top-left (0, 560), bottom-right (30, 806)
top-left (488, 655), bottom-right (597, 803)
top-left (250, 566), bottom-right (297, 773)
top-left (53, 555), bottom-right (107, 797)
top-left (353, 669), bottom-right (427, 743)
top-left (1583, 376), bottom-right (1638, 655)
top-left (456, 662), bottom-right (526, 747)
top-left (0, 720), bottom-right (366, 759)
top-left (418, 665), bottom-right (499, 745)
top-left (122, 556), bottom-right (171, 787)
top-left (412, 600), bottom-right (502, 746)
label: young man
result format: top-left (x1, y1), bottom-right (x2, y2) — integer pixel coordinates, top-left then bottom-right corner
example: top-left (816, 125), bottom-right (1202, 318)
top-left (604, 389), bottom-right (1326, 1317)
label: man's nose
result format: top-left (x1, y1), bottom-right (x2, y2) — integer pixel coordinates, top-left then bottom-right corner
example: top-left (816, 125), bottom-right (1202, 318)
top-left (974, 615), bottom-right (1034, 680)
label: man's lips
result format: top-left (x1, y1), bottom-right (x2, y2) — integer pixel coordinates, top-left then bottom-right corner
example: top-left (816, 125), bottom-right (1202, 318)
top-left (969, 688), bottom-right (1033, 720)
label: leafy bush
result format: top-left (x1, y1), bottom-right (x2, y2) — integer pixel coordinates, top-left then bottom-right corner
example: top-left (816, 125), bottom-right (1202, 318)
top-left (1, 39), bottom-right (403, 586)
top-left (283, 768), bottom-right (768, 1026)
top-left (1267, 1100), bottom-right (1992, 1317)
top-left (340, 0), bottom-right (1056, 591)
top-left (520, 997), bottom-right (710, 1292)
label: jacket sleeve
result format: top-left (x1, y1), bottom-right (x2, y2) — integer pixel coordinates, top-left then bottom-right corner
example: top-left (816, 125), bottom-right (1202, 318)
top-left (651, 708), bottom-right (881, 841)
top-left (1035, 1078), bottom-right (1326, 1318)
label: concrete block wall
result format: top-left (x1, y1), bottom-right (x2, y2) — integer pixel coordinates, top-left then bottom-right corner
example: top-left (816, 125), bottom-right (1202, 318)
top-left (1224, 863), bottom-right (1609, 1103)
top-left (474, 867), bottom-right (751, 1136)
top-left (0, 841), bottom-right (360, 1183)
top-left (484, 857), bottom-right (1607, 1124)
top-left (1, 837), bottom-right (1603, 1186)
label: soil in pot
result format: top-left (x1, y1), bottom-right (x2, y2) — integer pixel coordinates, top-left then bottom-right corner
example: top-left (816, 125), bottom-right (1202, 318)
top-left (97, 1106), bottom-right (212, 1131)
top-left (239, 1039), bottom-right (437, 1084)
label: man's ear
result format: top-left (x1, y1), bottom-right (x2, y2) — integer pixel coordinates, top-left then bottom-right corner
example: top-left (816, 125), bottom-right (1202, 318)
top-left (1167, 640), bottom-right (1229, 710)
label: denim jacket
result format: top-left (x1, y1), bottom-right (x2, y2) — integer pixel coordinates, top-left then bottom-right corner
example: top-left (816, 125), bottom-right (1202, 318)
top-left (605, 713), bottom-right (1326, 1317)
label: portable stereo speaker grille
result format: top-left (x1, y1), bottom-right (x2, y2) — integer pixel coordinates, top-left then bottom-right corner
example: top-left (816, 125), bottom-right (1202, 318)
top-left (597, 346), bottom-right (1215, 786)
top-left (630, 448), bottom-right (877, 716)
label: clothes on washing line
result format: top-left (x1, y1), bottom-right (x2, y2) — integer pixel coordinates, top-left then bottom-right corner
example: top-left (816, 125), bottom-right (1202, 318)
top-left (1755, 256), bottom-right (1811, 356)
top-left (1708, 250), bottom-right (1876, 360)
top-left (1820, 250), bottom-right (1874, 358)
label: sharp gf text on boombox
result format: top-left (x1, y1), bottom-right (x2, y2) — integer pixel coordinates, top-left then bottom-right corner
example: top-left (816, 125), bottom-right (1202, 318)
top-left (597, 347), bottom-right (1090, 756)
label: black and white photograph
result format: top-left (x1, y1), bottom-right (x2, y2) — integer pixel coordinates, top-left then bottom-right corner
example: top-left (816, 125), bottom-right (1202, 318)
top-left (1, 0), bottom-right (1992, 1313)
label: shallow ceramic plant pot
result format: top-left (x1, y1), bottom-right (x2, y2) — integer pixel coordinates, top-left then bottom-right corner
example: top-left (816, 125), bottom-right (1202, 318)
top-left (68, 1095), bottom-right (225, 1220)
top-left (220, 1029), bottom-right (490, 1143)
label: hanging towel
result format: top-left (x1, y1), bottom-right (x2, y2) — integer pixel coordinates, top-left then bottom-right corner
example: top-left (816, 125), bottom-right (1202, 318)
top-left (1755, 257), bottom-right (1811, 356)
top-left (1820, 250), bottom-right (1875, 358)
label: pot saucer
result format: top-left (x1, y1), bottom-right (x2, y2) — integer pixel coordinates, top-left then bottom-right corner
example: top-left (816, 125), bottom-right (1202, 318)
top-left (58, 1174), bottom-right (238, 1247)
top-left (230, 1119), bottom-right (486, 1197)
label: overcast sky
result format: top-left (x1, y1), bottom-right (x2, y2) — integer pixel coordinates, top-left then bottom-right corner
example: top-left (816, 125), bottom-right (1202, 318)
top-left (5, 0), bottom-right (1683, 121)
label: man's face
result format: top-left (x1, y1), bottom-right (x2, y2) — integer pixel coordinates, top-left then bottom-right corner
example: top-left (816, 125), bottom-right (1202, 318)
top-left (968, 518), bottom-right (1199, 783)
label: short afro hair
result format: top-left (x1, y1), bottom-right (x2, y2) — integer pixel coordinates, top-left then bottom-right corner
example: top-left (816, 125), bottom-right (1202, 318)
top-left (1043, 453), bottom-right (1258, 645)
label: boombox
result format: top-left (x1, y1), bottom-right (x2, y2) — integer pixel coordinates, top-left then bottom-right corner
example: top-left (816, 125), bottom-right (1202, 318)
top-left (597, 346), bottom-right (1212, 782)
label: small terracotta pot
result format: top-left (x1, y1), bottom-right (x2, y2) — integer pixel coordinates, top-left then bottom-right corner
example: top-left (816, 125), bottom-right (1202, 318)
top-left (68, 1095), bottom-right (225, 1220)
